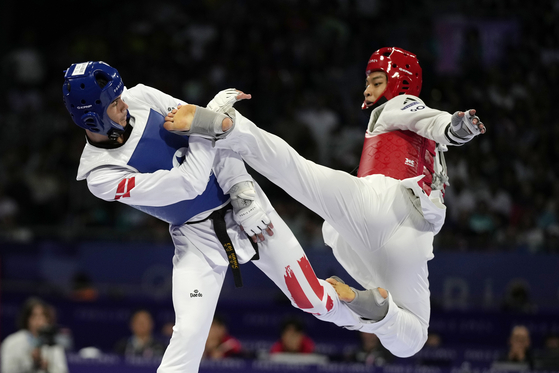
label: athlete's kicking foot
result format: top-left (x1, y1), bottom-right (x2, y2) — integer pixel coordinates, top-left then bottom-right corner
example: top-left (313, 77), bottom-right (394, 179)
top-left (164, 105), bottom-right (233, 137)
top-left (326, 276), bottom-right (389, 322)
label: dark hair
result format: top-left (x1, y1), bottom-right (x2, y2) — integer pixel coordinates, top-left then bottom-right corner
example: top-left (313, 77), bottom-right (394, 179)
top-left (280, 316), bottom-right (305, 333)
top-left (17, 297), bottom-right (50, 330)
top-left (212, 313), bottom-right (226, 326)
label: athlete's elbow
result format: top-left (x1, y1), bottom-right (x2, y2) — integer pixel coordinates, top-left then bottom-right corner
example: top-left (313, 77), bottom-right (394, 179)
top-left (176, 171), bottom-right (207, 196)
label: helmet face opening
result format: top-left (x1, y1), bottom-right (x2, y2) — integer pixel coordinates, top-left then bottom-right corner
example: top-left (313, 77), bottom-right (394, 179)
top-left (62, 61), bottom-right (125, 136)
top-left (364, 47), bottom-right (422, 107)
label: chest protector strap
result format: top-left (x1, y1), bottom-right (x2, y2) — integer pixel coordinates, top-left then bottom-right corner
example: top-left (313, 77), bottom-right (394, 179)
top-left (357, 130), bottom-right (437, 195)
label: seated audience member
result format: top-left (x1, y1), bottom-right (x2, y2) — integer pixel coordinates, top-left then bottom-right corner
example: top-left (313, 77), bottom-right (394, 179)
top-left (493, 325), bottom-right (534, 370)
top-left (203, 314), bottom-right (243, 359)
top-left (1, 297), bottom-right (68, 373)
top-left (270, 317), bottom-right (315, 354)
top-left (114, 309), bottom-right (166, 358)
top-left (345, 332), bottom-right (393, 366)
top-left (70, 272), bottom-right (98, 301)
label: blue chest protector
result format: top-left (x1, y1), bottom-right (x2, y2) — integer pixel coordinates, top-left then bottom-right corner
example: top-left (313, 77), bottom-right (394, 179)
top-left (127, 109), bottom-right (229, 225)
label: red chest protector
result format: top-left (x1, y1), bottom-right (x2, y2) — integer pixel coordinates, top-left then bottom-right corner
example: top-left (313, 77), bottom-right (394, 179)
top-left (357, 130), bottom-right (436, 195)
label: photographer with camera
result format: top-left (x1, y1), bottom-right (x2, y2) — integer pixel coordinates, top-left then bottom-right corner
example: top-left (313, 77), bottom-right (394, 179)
top-left (1, 297), bottom-right (68, 373)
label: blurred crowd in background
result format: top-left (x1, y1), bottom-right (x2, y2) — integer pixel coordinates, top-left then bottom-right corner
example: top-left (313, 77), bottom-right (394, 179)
top-left (3, 296), bottom-right (559, 371)
top-left (0, 0), bottom-right (558, 253)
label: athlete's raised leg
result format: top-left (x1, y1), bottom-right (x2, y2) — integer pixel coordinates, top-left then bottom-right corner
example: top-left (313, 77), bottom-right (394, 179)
top-left (248, 208), bottom-right (361, 329)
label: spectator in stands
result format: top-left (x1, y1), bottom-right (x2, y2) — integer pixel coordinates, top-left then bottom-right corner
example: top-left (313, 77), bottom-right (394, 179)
top-left (114, 309), bottom-right (166, 358)
top-left (345, 332), bottom-right (393, 366)
top-left (270, 317), bottom-right (315, 354)
top-left (494, 325), bottom-right (534, 370)
top-left (1, 297), bottom-right (68, 373)
top-left (203, 314), bottom-right (243, 359)
top-left (70, 272), bottom-right (98, 302)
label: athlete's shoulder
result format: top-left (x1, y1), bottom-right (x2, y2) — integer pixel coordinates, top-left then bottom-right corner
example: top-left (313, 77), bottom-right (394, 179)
top-left (77, 142), bottom-right (134, 181)
top-left (122, 84), bottom-right (160, 102)
top-left (124, 84), bottom-right (182, 116)
top-left (386, 94), bottom-right (426, 111)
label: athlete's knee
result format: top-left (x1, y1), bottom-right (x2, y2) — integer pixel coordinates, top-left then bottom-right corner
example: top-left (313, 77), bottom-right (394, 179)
top-left (418, 325), bottom-right (429, 350)
top-left (393, 325), bottom-right (428, 358)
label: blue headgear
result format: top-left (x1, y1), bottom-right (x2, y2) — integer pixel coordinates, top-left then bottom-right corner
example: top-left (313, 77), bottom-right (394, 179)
top-left (62, 61), bottom-right (127, 139)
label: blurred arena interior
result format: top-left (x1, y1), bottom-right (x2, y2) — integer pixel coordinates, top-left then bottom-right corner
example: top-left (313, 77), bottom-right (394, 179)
top-left (1, 0), bottom-right (559, 372)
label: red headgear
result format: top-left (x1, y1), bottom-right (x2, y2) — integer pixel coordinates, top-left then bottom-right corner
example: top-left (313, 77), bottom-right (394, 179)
top-left (363, 47), bottom-right (422, 108)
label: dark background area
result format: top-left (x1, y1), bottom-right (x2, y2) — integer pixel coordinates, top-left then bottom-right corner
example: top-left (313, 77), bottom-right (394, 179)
top-left (1, 0), bottom-right (557, 252)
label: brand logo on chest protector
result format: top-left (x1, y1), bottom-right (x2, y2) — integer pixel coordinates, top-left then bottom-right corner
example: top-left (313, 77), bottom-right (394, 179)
top-left (172, 147), bottom-right (189, 167)
top-left (405, 158), bottom-right (415, 167)
top-left (190, 289), bottom-right (203, 298)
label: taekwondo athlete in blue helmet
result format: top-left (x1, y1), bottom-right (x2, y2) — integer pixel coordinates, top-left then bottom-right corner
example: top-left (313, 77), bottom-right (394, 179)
top-left (62, 61), bottom-right (369, 373)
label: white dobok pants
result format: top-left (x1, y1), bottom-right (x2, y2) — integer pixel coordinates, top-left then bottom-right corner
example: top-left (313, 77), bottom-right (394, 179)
top-left (215, 110), bottom-right (437, 358)
top-left (158, 185), bottom-right (362, 372)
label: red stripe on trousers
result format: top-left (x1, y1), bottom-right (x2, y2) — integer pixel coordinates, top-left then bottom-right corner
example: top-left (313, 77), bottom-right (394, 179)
top-left (284, 265), bottom-right (313, 309)
top-left (326, 294), bottom-right (333, 312)
top-left (297, 256), bottom-right (324, 301)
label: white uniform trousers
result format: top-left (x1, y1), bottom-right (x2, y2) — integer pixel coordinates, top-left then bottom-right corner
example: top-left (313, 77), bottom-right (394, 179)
top-left (215, 111), bottom-right (436, 357)
top-left (158, 191), bottom-right (361, 373)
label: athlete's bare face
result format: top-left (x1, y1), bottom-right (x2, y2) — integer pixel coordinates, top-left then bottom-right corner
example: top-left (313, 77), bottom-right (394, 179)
top-left (363, 71), bottom-right (388, 108)
top-left (106, 95), bottom-right (129, 127)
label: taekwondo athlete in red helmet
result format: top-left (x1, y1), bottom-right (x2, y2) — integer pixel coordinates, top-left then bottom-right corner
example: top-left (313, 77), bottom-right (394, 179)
top-left (169, 46), bottom-right (487, 358)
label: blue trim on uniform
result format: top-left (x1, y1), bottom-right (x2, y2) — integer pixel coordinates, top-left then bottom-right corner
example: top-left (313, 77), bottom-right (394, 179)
top-left (127, 109), bottom-right (229, 225)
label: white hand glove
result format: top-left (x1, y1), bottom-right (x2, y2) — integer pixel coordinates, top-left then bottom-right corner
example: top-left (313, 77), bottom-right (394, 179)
top-left (207, 88), bottom-right (240, 114)
top-left (228, 181), bottom-right (273, 242)
top-left (447, 109), bottom-right (484, 144)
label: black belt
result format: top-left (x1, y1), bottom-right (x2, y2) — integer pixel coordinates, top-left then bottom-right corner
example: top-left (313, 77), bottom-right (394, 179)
top-left (187, 204), bottom-right (258, 288)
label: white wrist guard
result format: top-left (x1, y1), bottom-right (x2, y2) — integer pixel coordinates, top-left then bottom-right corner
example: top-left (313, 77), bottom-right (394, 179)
top-left (446, 110), bottom-right (482, 145)
top-left (228, 181), bottom-right (271, 237)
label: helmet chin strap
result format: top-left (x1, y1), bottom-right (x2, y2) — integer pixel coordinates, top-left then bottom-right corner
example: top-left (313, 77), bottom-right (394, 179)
top-left (362, 96), bottom-right (388, 110)
top-left (107, 128), bottom-right (123, 141)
